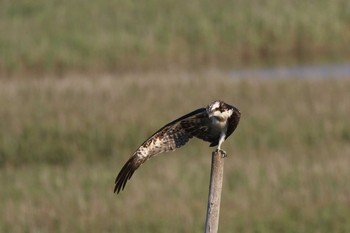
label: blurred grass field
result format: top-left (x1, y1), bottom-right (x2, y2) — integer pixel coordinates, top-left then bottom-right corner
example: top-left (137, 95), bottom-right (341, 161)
top-left (1, 0), bottom-right (350, 232)
top-left (1, 0), bottom-right (350, 74)
top-left (1, 74), bottom-right (350, 232)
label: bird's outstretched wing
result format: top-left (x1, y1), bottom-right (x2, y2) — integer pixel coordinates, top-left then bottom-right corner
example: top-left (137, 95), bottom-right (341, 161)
top-left (114, 108), bottom-right (212, 193)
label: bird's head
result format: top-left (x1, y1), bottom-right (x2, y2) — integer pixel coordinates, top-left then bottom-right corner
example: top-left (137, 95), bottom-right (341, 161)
top-left (206, 100), bottom-right (241, 122)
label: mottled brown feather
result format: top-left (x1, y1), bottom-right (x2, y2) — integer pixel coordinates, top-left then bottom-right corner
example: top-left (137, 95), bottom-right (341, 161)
top-left (114, 108), bottom-right (210, 193)
top-left (114, 102), bottom-right (241, 194)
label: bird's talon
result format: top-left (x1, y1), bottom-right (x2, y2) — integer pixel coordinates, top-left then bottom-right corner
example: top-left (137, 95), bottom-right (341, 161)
top-left (215, 149), bottom-right (227, 158)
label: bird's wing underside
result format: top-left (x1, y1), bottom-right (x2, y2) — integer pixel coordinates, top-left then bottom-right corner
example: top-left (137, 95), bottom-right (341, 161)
top-left (114, 107), bottom-right (214, 193)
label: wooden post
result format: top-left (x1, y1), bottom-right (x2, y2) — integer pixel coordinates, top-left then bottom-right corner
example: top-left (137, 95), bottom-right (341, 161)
top-left (204, 150), bottom-right (225, 233)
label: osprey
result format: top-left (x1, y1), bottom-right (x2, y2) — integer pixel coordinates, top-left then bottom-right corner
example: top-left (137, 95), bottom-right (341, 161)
top-left (114, 100), bottom-right (241, 194)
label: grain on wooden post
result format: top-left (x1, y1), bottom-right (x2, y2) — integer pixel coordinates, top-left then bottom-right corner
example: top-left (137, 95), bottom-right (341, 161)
top-left (204, 150), bottom-right (225, 233)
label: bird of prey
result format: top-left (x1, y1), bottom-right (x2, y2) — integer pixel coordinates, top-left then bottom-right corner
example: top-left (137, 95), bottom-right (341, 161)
top-left (114, 100), bottom-right (241, 194)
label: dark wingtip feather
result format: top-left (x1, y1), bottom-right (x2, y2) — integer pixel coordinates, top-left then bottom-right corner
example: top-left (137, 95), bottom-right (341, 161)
top-left (114, 156), bottom-right (142, 194)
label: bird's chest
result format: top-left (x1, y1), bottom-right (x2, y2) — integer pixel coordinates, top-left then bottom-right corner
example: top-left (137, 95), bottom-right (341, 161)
top-left (210, 117), bottom-right (227, 134)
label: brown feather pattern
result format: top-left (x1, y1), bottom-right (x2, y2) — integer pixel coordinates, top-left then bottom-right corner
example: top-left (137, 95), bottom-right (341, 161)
top-left (114, 108), bottom-right (209, 193)
top-left (114, 101), bottom-right (241, 194)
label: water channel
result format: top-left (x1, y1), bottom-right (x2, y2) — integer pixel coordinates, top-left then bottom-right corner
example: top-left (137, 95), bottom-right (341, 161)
top-left (230, 63), bottom-right (350, 80)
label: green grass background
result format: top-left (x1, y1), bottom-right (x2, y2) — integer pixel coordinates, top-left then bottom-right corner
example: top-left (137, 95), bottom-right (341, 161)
top-left (1, 0), bottom-right (350, 232)
top-left (1, 75), bottom-right (350, 232)
top-left (1, 0), bottom-right (350, 73)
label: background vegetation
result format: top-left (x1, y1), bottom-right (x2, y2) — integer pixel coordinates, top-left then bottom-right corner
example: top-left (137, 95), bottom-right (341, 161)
top-left (1, 75), bottom-right (350, 232)
top-left (1, 0), bottom-right (350, 232)
top-left (1, 0), bottom-right (350, 74)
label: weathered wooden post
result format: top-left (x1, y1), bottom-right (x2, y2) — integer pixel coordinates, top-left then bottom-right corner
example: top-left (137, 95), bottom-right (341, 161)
top-left (204, 150), bottom-right (225, 233)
